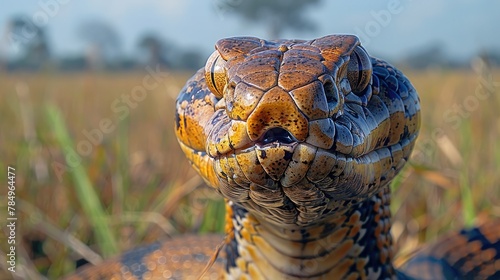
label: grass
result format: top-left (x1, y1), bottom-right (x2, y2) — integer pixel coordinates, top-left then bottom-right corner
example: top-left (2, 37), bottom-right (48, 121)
top-left (391, 64), bottom-right (500, 260)
top-left (0, 71), bottom-right (223, 279)
top-left (46, 104), bottom-right (118, 257)
top-left (0, 65), bottom-right (499, 278)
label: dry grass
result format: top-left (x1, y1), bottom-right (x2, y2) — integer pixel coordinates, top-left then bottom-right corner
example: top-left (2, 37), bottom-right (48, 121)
top-left (392, 64), bottom-right (500, 261)
top-left (0, 65), bottom-right (499, 278)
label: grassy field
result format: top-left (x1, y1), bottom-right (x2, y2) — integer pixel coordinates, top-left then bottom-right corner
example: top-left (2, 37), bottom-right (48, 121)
top-left (0, 64), bottom-right (499, 279)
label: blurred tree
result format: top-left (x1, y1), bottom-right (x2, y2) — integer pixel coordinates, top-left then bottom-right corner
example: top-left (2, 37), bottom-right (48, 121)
top-left (174, 49), bottom-right (204, 70)
top-left (399, 44), bottom-right (458, 69)
top-left (6, 16), bottom-right (51, 70)
top-left (137, 34), bottom-right (170, 67)
top-left (478, 49), bottom-right (500, 68)
top-left (78, 20), bottom-right (121, 69)
top-left (57, 55), bottom-right (88, 71)
top-left (217, 0), bottom-right (322, 39)
top-left (136, 33), bottom-right (204, 70)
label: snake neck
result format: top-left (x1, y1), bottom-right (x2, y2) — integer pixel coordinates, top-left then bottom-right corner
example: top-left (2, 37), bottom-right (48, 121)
top-left (223, 186), bottom-right (396, 279)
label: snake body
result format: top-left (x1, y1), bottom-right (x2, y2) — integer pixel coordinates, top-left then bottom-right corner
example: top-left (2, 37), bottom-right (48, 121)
top-left (175, 34), bottom-right (418, 279)
top-left (67, 35), bottom-right (500, 280)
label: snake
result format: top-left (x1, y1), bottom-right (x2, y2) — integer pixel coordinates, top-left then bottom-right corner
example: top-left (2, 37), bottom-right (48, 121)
top-left (67, 35), bottom-right (500, 280)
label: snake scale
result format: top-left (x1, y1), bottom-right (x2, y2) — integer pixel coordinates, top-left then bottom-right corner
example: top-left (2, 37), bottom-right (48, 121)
top-left (67, 35), bottom-right (500, 279)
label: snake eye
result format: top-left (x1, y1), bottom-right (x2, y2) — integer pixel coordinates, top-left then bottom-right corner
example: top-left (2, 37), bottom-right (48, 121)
top-left (204, 51), bottom-right (227, 98)
top-left (346, 46), bottom-right (372, 95)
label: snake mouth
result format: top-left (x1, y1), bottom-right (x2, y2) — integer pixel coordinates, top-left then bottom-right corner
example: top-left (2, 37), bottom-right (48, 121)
top-left (259, 128), bottom-right (296, 145)
top-left (208, 131), bottom-right (417, 226)
top-left (175, 35), bottom-right (421, 227)
top-left (204, 81), bottom-right (419, 226)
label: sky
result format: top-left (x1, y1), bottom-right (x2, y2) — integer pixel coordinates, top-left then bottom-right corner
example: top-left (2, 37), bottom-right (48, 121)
top-left (1, 0), bottom-right (499, 62)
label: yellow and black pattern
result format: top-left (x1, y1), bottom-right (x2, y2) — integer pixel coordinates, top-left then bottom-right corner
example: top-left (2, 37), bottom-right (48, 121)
top-left (175, 35), bottom-right (419, 279)
top-left (400, 221), bottom-right (500, 279)
top-left (66, 35), bottom-right (500, 279)
top-left (65, 235), bottom-right (225, 279)
top-left (175, 35), bottom-right (420, 228)
top-left (224, 187), bottom-right (394, 279)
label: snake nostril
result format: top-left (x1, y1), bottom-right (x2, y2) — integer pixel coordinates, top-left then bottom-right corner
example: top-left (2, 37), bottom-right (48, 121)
top-left (261, 128), bottom-right (296, 145)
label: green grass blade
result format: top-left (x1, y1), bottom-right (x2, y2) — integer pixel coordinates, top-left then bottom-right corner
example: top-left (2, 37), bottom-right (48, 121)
top-left (459, 170), bottom-right (475, 227)
top-left (45, 104), bottom-right (118, 256)
top-left (114, 115), bottom-right (130, 214)
top-left (200, 198), bottom-right (226, 233)
top-left (457, 122), bottom-right (475, 227)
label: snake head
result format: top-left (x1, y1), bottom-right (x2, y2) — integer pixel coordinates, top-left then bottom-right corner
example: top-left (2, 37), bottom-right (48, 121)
top-left (175, 35), bottom-right (420, 226)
